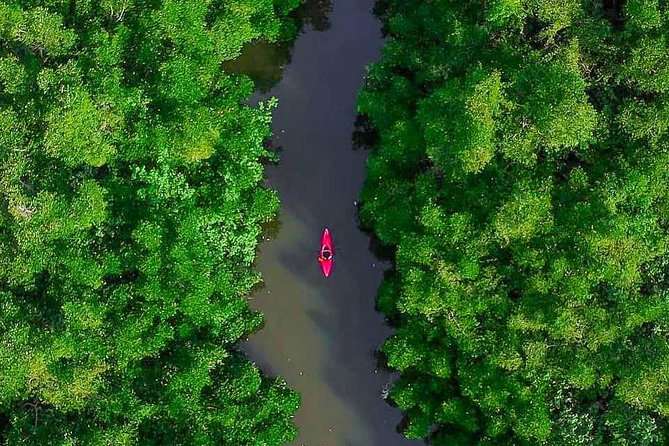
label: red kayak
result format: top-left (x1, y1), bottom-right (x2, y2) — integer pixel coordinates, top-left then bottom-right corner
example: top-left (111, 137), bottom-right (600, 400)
top-left (318, 228), bottom-right (334, 277)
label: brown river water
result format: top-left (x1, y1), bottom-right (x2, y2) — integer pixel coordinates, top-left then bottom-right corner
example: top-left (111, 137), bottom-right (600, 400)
top-left (230, 1), bottom-right (424, 445)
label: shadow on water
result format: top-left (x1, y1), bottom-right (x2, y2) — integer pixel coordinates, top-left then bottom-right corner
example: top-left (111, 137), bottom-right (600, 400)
top-left (223, 40), bottom-right (292, 93)
top-left (351, 116), bottom-right (396, 264)
top-left (361, 222), bottom-right (397, 263)
top-left (352, 114), bottom-right (380, 151)
top-left (295, 0), bottom-right (334, 32)
top-left (223, 0), bottom-right (333, 93)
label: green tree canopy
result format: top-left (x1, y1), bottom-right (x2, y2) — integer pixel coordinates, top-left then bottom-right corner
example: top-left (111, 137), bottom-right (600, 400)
top-left (0, 1), bottom-right (300, 444)
top-left (359, 0), bottom-right (669, 444)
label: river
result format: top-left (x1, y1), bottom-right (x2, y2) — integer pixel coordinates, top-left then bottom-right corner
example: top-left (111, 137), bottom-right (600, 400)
top-left (230, 1), bottom-right (423, 445)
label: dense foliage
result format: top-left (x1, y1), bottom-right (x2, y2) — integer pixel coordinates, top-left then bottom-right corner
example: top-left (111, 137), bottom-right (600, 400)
top-left (359, 0), bottom-right (669, 444)
top-left (0, 1), bottom-right (301, 444)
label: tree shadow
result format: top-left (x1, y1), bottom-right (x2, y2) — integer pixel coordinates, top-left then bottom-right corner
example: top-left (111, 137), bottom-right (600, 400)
top-left (352, 113), bottom-right (380, 151)
top-left (223, 0), bottom-right (334, 93)
top-left (223, 40), bottom-right (294, 93)
top-left (295, 0), bottom-right (334, 32)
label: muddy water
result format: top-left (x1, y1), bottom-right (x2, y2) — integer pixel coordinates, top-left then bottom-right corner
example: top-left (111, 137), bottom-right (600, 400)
top-left (236, 2), bottom-right (422, 446)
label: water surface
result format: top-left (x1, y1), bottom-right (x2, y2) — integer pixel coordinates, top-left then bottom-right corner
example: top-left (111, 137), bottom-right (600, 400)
top-left (240, 2), bottom-right (422, 445)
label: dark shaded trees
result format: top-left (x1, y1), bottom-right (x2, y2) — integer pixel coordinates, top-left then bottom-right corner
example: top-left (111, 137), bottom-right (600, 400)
top-left (359, 0), bottom-right (669, 443)
top-left (0, 1), bottom-right (300, 444)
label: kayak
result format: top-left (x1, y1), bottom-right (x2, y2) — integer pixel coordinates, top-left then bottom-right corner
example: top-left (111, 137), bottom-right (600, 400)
top-left (319, 228), bottom-right (334, 277)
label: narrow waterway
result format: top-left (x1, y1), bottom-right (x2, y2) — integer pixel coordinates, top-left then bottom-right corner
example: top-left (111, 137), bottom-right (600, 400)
top-left (236, 1), bottom-right (423, 445)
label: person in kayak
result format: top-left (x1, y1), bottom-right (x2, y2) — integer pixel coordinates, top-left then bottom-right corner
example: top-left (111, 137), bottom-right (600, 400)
top-left (319, 228), bottom-right (334, 277)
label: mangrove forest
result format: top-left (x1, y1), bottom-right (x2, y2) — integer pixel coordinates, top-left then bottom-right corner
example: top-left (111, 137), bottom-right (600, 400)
top-left (0, 0), bottom-right (668, 445)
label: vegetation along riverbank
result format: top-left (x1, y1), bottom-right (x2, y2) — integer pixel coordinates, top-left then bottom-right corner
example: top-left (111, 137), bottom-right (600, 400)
top-left (2, 0), bottom-right (669, 444)
top-left (0, 1), bottom-right (301, 444)
top-left (358, 0), bottom-right (669, 444)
